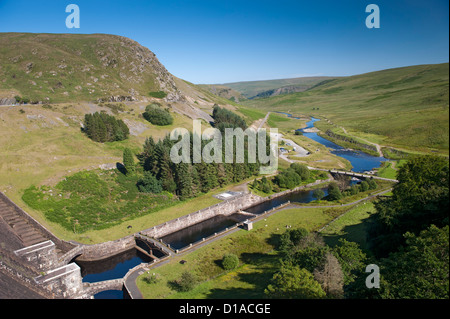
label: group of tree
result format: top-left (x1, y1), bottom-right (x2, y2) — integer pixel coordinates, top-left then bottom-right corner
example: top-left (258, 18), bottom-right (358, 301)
top-left (265, 227), bottom-right (367, 299)
top-left (83, 112), bottom-right (129, 143)
top-left (135, 133), bottom-right (264, 200)
top-left (252, 163), bottom-right (312, 194)
top-left (265, 155), bottom-right (448, 299)
top-left (212, 105), bottom-right (247, 133)
top-left (132, 107), bottom-right (270, 200)
top-left (143, 103), bottom-right (174, 126)
top-left (326, 178), bottom-right (377, 201)
top-left (357, 155), bottom-right (449, 298)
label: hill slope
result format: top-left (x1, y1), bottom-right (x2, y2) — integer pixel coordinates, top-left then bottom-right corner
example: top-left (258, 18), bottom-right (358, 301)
top-left (242, 63), bottom-right (449, 153)
top-left (222, 76), bottom-right (337, 99)
top-left (0, 33), bottom-right (242, 122)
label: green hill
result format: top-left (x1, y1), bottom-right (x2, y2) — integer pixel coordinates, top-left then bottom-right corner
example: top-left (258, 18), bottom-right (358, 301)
top-left (222, 76), bottom-right (337, 99)
top-left (242, 63), bottom-right (449, 153)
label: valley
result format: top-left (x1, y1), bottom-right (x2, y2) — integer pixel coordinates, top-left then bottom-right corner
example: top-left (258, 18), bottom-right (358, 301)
top-left (0, 32), bottom-right (448, 301)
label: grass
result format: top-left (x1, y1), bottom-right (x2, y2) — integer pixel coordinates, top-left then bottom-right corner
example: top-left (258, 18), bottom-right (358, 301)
top-left (22, 170), bottom-right (180, 234)
top-left (0, 100), bottom-right (217, 242)
top-left (242, 63), bottom-right (449, 154)
top-left (320, 201), bottom-right (377, 251)
top-left (0, 33), bottom-right (160, 103)
top-left (137, 205), bottom-right (338, 299)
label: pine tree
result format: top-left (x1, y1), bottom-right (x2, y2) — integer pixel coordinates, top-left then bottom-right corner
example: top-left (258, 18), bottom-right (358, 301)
top-left (123, 148), bottom-right (135, 175)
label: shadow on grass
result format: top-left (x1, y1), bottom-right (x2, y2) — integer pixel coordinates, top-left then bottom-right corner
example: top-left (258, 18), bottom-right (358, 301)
top-left (322, 213), bottom-right (377, 250)
top-left (205, 252), bottom-right (281, 299)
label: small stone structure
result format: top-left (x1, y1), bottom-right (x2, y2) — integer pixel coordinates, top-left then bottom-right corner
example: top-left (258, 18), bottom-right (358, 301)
top-left (14, 240), bottom-right (58, 272)
top-left (243, 220), bottom-right (253, 231)
top-left (34, 263), bottom-right (83, 299)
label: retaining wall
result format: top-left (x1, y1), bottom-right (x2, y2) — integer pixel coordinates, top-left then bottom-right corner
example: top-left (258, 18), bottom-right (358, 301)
top-left (141, 192), bottom-right (265, 239)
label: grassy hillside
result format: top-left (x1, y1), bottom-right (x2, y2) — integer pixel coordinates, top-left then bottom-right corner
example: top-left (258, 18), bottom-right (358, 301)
top-left (197, 84), bottom-right (246, 103)
top-left (242, 63), bottom-right (449, 153)
top-left (0, 33), bottom-right (177, 103)
top-left (223, 76), bottom-right (337, 99)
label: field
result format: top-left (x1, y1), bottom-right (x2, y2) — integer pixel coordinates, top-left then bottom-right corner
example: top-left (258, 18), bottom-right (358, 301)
top-left (136, 200), bottom-right (376, 299)
top-left (242, 63), bottom-right (449, 155)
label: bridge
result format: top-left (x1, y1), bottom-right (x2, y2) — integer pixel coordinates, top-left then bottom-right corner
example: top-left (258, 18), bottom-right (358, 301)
top-left (308, 167), bottom-right (399, 183)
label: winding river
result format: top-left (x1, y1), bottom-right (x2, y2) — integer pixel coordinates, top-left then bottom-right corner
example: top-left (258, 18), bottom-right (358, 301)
top-left (298, 116), bottom-right (387, 172)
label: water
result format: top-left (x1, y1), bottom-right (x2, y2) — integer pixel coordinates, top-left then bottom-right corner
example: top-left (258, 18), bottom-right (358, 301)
top-left (245, 187), bottom-right (329, 215)
top-left (160, 213), bottom-right (249, 251)
top-left (161, 187), bottom-right (331, 250)
top-left (94, 290), bottom-right (125, 299)
top-left (298, 117), bottom-right (387, 172)
top-left (75, 248), bottom-right (152, 283)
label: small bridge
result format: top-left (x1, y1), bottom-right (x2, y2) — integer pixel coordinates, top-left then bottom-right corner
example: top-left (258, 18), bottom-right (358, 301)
top-left (308, 167), bottom-right (399, 183)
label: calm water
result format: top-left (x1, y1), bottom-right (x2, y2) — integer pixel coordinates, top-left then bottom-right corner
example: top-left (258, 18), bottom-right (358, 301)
top-left (160, 213), bottom-right (249, 251)
top-left (75, 248), bottom-right (152, 283)
top-left (298, 117), bottom-right (387, 172)
top-left (161, 187), bottom-right (331, 250)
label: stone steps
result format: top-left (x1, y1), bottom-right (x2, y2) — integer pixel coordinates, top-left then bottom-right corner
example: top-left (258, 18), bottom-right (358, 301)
top-left (0, 197), bottom-right (49, 248)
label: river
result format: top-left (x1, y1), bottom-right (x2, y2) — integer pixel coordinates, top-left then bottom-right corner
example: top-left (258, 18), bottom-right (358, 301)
top-left (298, 116), bottom-right (387, 172)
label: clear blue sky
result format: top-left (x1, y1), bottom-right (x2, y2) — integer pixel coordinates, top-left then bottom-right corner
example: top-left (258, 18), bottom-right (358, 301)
top-left (0, 0), bottom-right (448, 84)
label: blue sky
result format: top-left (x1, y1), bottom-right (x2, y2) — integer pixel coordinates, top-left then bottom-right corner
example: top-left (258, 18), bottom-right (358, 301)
top-left (0, 0), bottom-right (448, 83)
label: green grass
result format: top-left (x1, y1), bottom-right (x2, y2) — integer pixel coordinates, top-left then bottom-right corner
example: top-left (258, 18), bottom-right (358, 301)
top-left (137, 205), bottom-right (349, 299)
top-left (0, 33), bottom-right (164, 103)
top-left (235, 106), bottom-right (266, 125)
top-left (376, 161), bottom-right (398, 179)
top-left (223, 77), bottom-right (336, 99)
top-left (22, 170), bottom-right (179, 234)
top-left (320, 201), bottom-right (377, 250)
top-left (242, 63), bottom-right (449, 154)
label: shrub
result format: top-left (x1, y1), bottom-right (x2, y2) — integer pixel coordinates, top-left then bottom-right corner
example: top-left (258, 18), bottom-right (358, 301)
top-left (222, 253), bottom-right (240, 270)
top-left (176, 271), bottom-right (197, 292)
top-left (148, 91), bottom-right (168, 99)
top-left (137, 171), bottom-right (163, 193)
top-left (143, 104), bottom-right (174, 126)
top-left (313, 189), bottom-right (325, 200)
top-left (327, 182), bottom-right (342, 201)
top-left (143, 273), bottom-right (160, 284)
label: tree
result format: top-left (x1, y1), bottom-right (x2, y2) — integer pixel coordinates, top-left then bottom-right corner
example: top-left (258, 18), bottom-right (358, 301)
top-left (222, 253), bottom-right (239, 270)
top-left (265, 263), bottom-right (326, 299)
top-left (360, 181), bottom-right (369, 192)
top-left (137, 171), bottom-right (162, 193)
top-left (313, 189), bottom-right (325, 200)
top-left (370, 155), bottom-right (449, 256)
top-left (332, 239), bottom-right (367, 285)
top-left (290, 163), bottom-right (310, 180)
top-left (123, 148), bottom-right (135, 175)
top-left (379, 225), bottom-right (449, 299)
top-left (327, 182), bottom-right (342, 201)
top-left (83, 112), bottom-right (129, 143)
top-left (175, 271), bottom-right (198, 292)
top-left (143, 103), bottom-right (174, 126)
top-left (279, 227), bottom-right (309, 256)
top-left (313, 252), bottom-right (344, 298)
